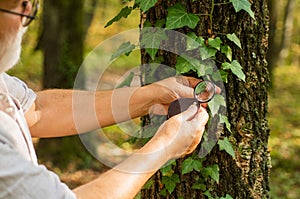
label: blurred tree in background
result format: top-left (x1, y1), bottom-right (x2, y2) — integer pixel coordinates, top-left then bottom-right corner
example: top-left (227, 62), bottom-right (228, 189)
top-left (267, 0), bottom-right (299, 83)
top-left (36, 0), bottom-right (97, 169)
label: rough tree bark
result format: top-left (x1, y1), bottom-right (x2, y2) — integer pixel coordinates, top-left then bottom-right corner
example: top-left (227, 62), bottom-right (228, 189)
top-left (140, 0), bottom-right (270, 198)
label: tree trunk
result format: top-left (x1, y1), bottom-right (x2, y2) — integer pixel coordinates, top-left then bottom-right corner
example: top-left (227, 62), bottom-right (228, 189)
top-left (140, 0), bottom-right (270, 198)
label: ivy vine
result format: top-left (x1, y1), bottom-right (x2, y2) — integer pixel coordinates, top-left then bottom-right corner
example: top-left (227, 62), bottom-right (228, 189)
top-left (105, 0), bottom-right (255, 198)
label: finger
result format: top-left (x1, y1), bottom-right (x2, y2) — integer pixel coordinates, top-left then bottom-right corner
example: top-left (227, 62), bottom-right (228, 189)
top-left (184, 76), bottom-right (202, 88)
top-left (179, 86), bottom-right (194, 98)
top-left (180, 103), bottom-right (199, 121)
top-left (214, 85), bottom-right (221, 94)
top-left (192, 107), bottom-right (209, 126)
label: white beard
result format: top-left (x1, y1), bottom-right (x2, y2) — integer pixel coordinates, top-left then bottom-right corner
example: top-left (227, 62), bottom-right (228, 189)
top-left (0, 27), bottom-right (27, 73)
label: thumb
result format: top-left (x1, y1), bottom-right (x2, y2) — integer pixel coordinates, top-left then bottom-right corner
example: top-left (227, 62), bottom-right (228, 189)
top-left (192, 107), bottom-right (209, 126)
top-left (180, 103), bottom-right (198, 121)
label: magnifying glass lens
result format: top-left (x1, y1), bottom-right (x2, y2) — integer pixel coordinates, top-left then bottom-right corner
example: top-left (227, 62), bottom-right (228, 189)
top-left (167, 80), bottom-right (215, 119)
top-left (194, 81), bottom-right (215, 103)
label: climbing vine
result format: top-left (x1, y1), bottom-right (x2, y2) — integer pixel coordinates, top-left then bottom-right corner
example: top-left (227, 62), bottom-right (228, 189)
top-left (105, 0), bottom-right (255, 198)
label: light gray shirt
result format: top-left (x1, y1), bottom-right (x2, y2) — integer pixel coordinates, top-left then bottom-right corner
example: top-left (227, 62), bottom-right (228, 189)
top-left (0, 73), bottom-right (76, 199)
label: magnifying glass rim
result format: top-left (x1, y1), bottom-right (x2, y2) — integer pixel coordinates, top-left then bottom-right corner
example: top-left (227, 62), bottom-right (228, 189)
top-left (194, 81), bottom-right (215, 103)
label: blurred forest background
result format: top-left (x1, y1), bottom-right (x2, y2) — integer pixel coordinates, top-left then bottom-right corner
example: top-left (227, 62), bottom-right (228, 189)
top-left (7, 0), bottom-right (300, 198)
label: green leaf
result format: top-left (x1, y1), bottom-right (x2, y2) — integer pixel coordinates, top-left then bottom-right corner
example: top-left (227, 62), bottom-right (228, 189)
top-left (226, 33), bottom-right (242, 49)
top-left (221, 194), bottom-right (234, 199)
top-left (202, 164), bottom-right (220, 183)
top-left (186, 32), bottom-right (205, 50)
top-left (208, 94), bottom-right (226, 116)
top-left (175, 56), bottom-right (197, 74)
top-left (199, 45), bottom-right (218, 60)
top-left (204, 191), bottom-right (214, 199)
top-left (140, 0), bottom-right (158, 12)
top-left (222, 60), bottom-right (246, 82)
top-left (116, 72), bottom-right (135, 88)
top-left (218, 137), bottom-right (236, 159)
top-left (161, 159), bottom-right (176, 176)
top-left (182, 157), bottom-right (202, 175)
top-left (162, 174), bottom-right (180, 194)
top-left (192, 182), bottom-right (206, 191)
top-left (143, 179), bottom-right (153, 189)
top-left (111, 41), bottom-right (136, 60)
top-left (229, 0), bottom-right (255, 20)
top-left (166, 3), bottom-right (199, 29)
top-left (208, 37), bottom-right (222, 51)
top-left (105, 6), bottom-right (133, 28)
top-left (140, 29), bottom-right (168, 60)
top-left (221, 45), bottom-right (233, 61)
top-left (220, 115), bottom-right (232, 133)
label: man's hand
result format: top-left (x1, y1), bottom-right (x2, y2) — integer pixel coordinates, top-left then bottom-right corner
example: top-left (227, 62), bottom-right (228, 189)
top-left (146, 76), bottom-right (200, 115)
top-left (150, 103), bottom-right (209, 159)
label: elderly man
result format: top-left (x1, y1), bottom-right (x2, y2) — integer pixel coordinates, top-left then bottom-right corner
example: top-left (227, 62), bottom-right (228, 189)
top-left (0, 0), bottom-right (209, 198)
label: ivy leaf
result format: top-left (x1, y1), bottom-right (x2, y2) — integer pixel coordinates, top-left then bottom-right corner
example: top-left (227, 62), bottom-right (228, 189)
top-left (218, 137), bottom-right (236, 159)
top-left (182, 157), bottom-right (202, 175)
top-left (229, 0), bottom-right (255, 20)
top-left (204, 191), bottom-right (214, 199)
top-left (116, 72), bottom-right (135, 88)
top-left (226, 33), bottom-right (242, 49)
top-left (111, 41), bottom-right (135, 60)
top-left (104, 6), bottom-right (133, 28)
top-left (139, 0), bottom-right (158, 12)
top-left (202, 164), bottom-right (220, 184)
top-left (166, 3), bottom-right (199, 29)
top-left (208, 37), bottom-right (222, 51)
top-left (143, 179), bottom-right (153, 189)
top-left (221, 45), bottom-right (233, 62)
top-left (192, 182), bottom-right (206, 191)
top-left (221, 194), bottom-right (234, 199)
top-left (175, 56), bottom-right (197, 74)
top-left (162, 174), bottom-right (180, 194)
top-left (208, 94), bottom-right (226, 116)
top-left (199, 45), bottom-right (218, 60)
top-left (220, 115), bottom-right (232, 133)
top-left (186, 32), bottom-right (205, 50)
top-left (161, 159), bottom-right (176, 176)
top-left (222, 60), bottom-right (246, 82)
top-left (140, 29), bottom-right (167, 60)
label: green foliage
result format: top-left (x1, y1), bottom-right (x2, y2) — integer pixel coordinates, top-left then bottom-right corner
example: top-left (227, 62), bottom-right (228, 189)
top-left (201, 164), bottom-right (220, 184)
top-left (140, 28), bottom-right (168, 60)
top-left (182, 157), bottom-right (202, 174)
top-left (226, 33), bottom-right (242, 49)
top-left (162, 174), bottom-right (180, 194)
top-left (229, 0), bottom-right (255, 20)
top-left (104, 6), bottom-right (133, 28)
top-left (111, 41), bottom-right (136, 60)
top-left (218, 137), bottom-right (236, 159)
top-left (116, 71), bottom-right (135, 88)
top-left (138, 0), bottom-right (158, 12)
top-left (222, 60), bottom-right (246, 82)
top-left (208, 94), bottom-right (226, 116)
top-left (220, 194), bottom-right (234, 199)
top-left (166, 3), bottom-right (200, 29)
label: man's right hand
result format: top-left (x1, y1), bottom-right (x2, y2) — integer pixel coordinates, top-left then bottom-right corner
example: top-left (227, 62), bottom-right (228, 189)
top-left (150, 103), bottom-right (209, 160)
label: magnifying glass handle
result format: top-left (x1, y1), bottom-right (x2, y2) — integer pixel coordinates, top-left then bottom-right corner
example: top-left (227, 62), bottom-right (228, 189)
top-left (167, 98), bottom-right (199, 119)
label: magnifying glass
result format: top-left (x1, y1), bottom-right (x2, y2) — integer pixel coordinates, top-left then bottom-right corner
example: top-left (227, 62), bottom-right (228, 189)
top-left (167, 81), bottom-right (215, 118)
